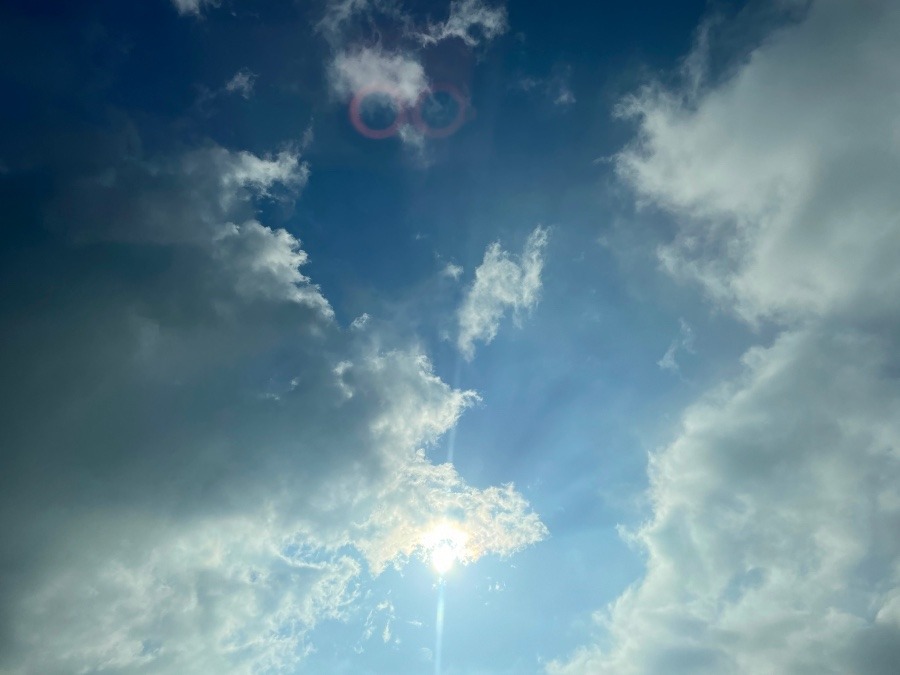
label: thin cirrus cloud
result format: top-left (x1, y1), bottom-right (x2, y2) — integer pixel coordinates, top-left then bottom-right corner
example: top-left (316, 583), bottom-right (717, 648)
top-left (550, 1), bottom-right (900, 673)
top-left (170, 0), bottom-right (217, 16)
top-left (0, 129), bottom-right (546, 673)
top-left (414, 0), bottom-right (508, 46)
top-left (457, 226), bottom-right (549, 360)
top-left (657, 318), bottom-right (694, 373)
top-left (224, 68), bottom-right (257, 99)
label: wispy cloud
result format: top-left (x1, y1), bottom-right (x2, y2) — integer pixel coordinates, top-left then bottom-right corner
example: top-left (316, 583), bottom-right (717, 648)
top-left (224, 67), bottom-right (257, 98)
top-left (657, 318), bottom-right (694, 373)
top-left (415, 0), bottom-right (508, 46)
top-left (457, 226), bottom-right (549, 360)
top-left (171, 0), bottom-right (218, 17)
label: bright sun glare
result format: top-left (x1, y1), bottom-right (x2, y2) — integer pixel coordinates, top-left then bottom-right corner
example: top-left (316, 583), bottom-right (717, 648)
top-left (422, 523), bottom-right (468, 575)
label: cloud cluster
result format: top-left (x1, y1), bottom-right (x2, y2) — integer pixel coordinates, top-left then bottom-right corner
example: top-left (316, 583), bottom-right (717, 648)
top-left (319, 0), bottom-right (508, 146)
top-left (552, 1), bottom-right (900, 673)
top-left (657, 318), bottom-right (694, 373)
top-left (616, 0), bottom-right (900, 326)
top-left (330, 46), bottom-right (428, 106)
top-left (0, 133), bottom-right (545, 673)
top-left (551, 328), bottom-right (900, 675)
top-left (458, 226), bottom-right (549, 359)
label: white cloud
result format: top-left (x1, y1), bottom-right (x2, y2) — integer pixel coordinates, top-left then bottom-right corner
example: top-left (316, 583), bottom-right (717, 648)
top-left (206, 147), bottom-right (309, 201)
top-left (14, 515), bottom-right (362, 675)
top-left (356, 450), bottom-right (548, 574)
top-left (351, 312), bottom-right (371, 330)
top-left (329, 46), bottom-right (428, 105)
top-left (615, 0), bottom-right (900, 325)
top-left (0, 130), bottom-right (546, 673)
top-left (442, 262), bottom-right (464, 280)
top-left (416, 0), bottom-right (508, 46)
top-left (319, 0), bottom-right (507, 153)
top-left (212, 221), bottom-right (331, 311)
top-left (224, 68), bottom-right (257, 98)
top-left (457, 226), bottom-right (550, 359)
top-left (549, 328), bottom-right (900, 675)
top-left (553, 1), bottom-right (900, 673)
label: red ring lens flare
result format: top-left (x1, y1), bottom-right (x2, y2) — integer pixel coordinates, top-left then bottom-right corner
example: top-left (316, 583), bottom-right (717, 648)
top-left (412, 83), bottom-right (468, 138)
top-left (349, 84), bottom-right (406, 139)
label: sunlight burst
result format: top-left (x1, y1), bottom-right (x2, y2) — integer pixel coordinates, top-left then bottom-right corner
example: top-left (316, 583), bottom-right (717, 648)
top-left (421, 523), bottom-right (468, 575)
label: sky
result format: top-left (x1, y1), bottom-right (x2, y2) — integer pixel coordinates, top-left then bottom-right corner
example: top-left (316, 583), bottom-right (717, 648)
top-left (1, 0), bottom-right (899, 673)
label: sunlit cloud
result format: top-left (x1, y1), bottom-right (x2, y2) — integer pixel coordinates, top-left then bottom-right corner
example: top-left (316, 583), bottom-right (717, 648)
top-left (457, 226), bottom-right (550, 360)
top-left (0, 129), bottom-right (546, 673)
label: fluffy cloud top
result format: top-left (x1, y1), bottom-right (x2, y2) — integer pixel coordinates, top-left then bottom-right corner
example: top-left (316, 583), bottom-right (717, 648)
top-left (457, 226), bottom-right (549, 359)
top-left (550, 328), bottom-right (900, 675)
top-left (552, 1), bottom-right (900, 673)
top-left (330, 46), bottom-right (428, 105)
top-left (616, 0), bottom-right (900, 325)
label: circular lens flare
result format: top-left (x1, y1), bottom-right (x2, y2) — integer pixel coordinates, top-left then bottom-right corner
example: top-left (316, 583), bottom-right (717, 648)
top-left (349, 84), bottom-right (405, 139)
top-left (412, 83), bottom-right (468, 138)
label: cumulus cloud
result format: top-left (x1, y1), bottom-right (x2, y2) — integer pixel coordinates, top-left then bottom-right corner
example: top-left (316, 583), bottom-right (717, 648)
top-left (552, 1), bottom-right (900, 673)
top-left (0, 129), bottom-right (546, 673)
top-left (616, 0), bottom-right (900, 325)
top-left (549, 328), bottom-right (900, 675)
top-left (457, 226), bottom-right (549, 360)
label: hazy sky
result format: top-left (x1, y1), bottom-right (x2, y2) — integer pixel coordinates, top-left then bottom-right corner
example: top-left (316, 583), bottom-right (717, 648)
top-left (1, 1), bottom-right (899, 674)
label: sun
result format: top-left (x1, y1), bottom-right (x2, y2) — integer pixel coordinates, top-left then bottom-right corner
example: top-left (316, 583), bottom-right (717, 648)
top-left (421, 523), bottom-right (468, 575)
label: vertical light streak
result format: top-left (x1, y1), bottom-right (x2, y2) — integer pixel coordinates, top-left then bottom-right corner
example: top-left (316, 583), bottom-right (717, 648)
top-left (434, 580), bottom-right (446, 675)
top-left (446, 358), bottom-right (462, 464)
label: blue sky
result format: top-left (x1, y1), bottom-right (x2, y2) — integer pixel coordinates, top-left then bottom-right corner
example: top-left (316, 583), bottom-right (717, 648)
top-left (2, 1), bottom-right (900, 674)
